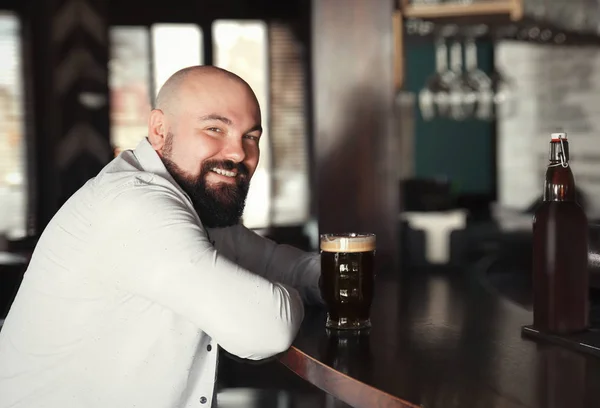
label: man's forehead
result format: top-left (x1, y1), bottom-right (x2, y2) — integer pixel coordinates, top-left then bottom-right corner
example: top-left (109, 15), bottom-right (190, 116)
top-left (184, 73), bottom-right (255, 98)
top-left (184, 82), bottom-right (258, 107)
top-left (170, 75), bottom-right (260, 121)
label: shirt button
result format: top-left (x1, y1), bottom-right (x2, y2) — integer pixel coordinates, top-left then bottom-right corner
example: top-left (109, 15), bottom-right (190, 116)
top-left (200, 396), bottom-right (207, 404)
top-left (207, 344), bottom-right (212, 352)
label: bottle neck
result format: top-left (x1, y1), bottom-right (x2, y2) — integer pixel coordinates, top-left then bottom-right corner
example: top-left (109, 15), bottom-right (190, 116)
top-left (549, 140), bottom-right (569, 162)
top-left (544, 140), bottom-right (576, 202)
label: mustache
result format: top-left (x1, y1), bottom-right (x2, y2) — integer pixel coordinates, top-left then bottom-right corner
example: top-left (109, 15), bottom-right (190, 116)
top-left (201, 160), bottom-right (250, 178)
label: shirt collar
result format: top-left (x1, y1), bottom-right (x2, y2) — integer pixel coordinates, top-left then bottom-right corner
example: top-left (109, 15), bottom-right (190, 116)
top-left (132, 137), bottom-right (190, 199)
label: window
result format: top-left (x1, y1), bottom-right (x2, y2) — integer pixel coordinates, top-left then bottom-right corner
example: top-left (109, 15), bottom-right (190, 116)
top-left (213, 20), bottom-right (311, 228)
top-left (0, 12), bottom-right (26, 239)
top-left (213, 20), bottom-right (270, 229)
top-left (152, 24), bottom-right (203, 98)
top-left (108, 27), bottom-right (152, 155)
top-left (109, 24), bottom-right (203, 154)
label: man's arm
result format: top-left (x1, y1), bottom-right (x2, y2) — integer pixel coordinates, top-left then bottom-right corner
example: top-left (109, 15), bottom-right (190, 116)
top-left (208, 224), bottom-right (324, 306)
top-left (92, 183), bottom-right (304, 361)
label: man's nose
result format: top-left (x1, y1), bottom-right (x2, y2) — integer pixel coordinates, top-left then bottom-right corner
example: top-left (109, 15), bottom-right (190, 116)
top-left (221, 137), bottom-right (246, 163)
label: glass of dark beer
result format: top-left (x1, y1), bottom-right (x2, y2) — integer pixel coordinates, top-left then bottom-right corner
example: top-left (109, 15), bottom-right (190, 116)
top-left (320, 233), bottom-right (376, 330)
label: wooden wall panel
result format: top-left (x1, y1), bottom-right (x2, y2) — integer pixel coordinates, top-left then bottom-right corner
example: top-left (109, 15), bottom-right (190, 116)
top-left (311, 0), bottom-right (399, 270)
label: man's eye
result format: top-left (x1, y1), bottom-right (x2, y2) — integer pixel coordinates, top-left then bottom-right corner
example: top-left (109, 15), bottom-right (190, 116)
top-left (208, 127), bottom-right (222, 133)
top-left (244, 135), bottom-right (259, 142)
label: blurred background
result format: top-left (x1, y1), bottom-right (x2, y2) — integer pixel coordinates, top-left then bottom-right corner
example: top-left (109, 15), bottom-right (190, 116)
top-left (0, 6), bottom-right (312, 240)
top-left (2, 0), bottom-right (600, 406)
top-left (1, 0), bottom-right (600, 250)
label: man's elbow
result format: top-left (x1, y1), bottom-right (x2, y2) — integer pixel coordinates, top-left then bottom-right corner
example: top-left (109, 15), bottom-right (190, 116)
top-left (245, 311), bottom-right (303, 360)
top-left (228, 308), bottom-right (303, 361)
top-left (264, 320), bottom-right (299, 354)
top-left (220, 284), bottom-right (304, 360)
top-left (236, 298), bottom-right (304, 360)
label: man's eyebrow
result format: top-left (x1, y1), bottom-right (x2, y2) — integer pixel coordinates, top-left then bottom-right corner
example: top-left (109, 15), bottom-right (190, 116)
top-left (246, 124), bottom-right (263, 134)
top-left (199, 114), bottom-right (262, 134)
top-left (198, 114), bottom-right (233, 125)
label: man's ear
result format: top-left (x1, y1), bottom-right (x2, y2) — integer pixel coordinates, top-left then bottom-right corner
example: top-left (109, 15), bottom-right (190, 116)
top-left (148, 109), bottom-right (167, 153)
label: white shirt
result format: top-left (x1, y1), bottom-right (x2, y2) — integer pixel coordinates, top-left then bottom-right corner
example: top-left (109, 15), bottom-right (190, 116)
top-left (0, 138), bottom-right (321, 408)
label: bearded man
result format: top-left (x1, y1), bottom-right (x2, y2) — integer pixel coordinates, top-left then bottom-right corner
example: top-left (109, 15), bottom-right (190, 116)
top-left (0, 66), bottom-right (322, 408)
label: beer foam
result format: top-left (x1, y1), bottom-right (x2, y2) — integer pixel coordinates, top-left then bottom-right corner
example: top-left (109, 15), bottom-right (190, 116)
top-left (320, 233), bottom-right (376, 253)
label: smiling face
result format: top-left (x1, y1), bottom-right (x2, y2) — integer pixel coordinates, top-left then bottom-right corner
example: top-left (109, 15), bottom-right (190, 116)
top-left (147, 67), bottom-right (262, 227)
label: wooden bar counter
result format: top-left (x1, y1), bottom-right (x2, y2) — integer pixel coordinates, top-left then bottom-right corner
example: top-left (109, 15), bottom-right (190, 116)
top-left (278, 265), bottom-right (600, 408)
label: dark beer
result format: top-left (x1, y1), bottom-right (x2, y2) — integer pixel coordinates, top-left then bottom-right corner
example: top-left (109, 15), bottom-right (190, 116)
top-left (320, 233), bottom-right (375, 330)
top-left (532, 132), bottom-right (589, 334)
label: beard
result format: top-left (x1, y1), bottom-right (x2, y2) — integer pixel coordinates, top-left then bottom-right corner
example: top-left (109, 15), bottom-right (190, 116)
top-left (160, 135), bottom-right (250, 228)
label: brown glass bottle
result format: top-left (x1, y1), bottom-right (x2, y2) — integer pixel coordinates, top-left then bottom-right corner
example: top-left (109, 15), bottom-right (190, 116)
top-left (532, 132), bottom-right (589, 334)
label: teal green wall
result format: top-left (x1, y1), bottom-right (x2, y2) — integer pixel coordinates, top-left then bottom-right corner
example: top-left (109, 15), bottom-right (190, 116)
top-left (404, 40), bottom-right (495, 196)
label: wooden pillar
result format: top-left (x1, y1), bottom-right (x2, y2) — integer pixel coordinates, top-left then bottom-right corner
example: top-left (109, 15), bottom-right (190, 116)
top-left (25, 0), bottom-right (111, 233)
top-left (311, 0), bottom-right (399, 270)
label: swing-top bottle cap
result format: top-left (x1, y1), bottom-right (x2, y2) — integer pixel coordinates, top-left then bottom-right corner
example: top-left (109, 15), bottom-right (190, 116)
top-left (551, 132), bottom-right (567, 141)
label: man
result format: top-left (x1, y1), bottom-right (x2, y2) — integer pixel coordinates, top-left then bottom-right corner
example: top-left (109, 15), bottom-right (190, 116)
top-left (0, 66), bottom-right (322, 408)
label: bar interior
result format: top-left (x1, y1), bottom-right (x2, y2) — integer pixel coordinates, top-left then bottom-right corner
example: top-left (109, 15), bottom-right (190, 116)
top-left (2, 0), bottom-right (600, 407)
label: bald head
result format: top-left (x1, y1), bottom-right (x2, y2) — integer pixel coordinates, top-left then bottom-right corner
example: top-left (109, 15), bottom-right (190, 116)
top-left (154, 66), bottom-right (255, 113)
top-left (146, 65), bottom-right (263, 228)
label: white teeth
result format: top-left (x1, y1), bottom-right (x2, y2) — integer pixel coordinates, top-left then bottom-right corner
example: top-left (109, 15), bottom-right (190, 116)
top-left (212, 167), bottom-right (236, 177)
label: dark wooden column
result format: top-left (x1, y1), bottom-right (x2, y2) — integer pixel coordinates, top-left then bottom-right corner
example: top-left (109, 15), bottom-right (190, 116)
top-left (311, 0), bottom-right (399, 270)
top-left (25, 0), bottom-right (111, 234)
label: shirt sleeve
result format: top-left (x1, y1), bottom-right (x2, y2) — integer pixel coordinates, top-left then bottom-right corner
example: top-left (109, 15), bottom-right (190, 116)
top-left (91, 181), bottom-right (305, 361)
top-left (208, 224), bottom-right (324, 306)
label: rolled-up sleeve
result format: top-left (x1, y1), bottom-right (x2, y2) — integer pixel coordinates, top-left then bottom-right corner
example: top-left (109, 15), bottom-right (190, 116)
top-left (91, 181), bottom-right (304, 360)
